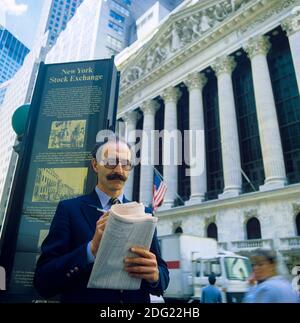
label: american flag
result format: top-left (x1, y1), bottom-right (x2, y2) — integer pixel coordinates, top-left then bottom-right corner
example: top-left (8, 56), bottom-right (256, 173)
top-left (152, 171), bottom-right (167, 212)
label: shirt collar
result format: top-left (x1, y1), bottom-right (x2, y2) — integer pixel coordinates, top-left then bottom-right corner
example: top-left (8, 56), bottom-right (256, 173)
top-left (95, 186), bottom-right (124, 211)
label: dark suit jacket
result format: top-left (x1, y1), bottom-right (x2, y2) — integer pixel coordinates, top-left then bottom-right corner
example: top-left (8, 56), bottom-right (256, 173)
top-left (34, 190), bottom-right (169, 303)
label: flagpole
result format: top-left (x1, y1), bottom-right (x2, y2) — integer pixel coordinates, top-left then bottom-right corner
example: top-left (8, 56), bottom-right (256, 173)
top-left (240, 168), bottom-right (256, 192)
top-left (218, 139), bottom-right (256, 192)
top-left (152, 165), bottom-right (185, 206)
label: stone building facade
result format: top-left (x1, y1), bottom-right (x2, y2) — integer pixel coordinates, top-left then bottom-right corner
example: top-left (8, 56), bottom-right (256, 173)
top-left (115, 0), bottom-right (300, 271)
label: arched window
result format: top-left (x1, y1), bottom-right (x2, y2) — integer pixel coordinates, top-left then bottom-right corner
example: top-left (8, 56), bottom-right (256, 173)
top-left (296, 213), bottom-right (300, 236)
top-left (246, 217), bottom-right (262, 240)
top-left (207, 223), bottom-right (218, 241)
top-left (174, 227), bottom-right (183, 234)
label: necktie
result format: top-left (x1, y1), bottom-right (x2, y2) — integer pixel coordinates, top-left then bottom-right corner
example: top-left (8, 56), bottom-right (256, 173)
top-left (109, 197), bottom-right (121, 206)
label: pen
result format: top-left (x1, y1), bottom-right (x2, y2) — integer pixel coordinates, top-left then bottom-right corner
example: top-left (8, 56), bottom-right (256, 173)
top-left (87, 204), bottom-right (106, 213)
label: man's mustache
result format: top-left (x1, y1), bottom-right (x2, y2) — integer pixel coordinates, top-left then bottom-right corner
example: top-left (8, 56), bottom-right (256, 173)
top-left (106, 173), bottom-right (126, 181)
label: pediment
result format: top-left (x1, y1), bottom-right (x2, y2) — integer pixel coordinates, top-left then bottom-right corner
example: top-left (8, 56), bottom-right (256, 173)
top-left (119, 0), bottom-right (252, 91)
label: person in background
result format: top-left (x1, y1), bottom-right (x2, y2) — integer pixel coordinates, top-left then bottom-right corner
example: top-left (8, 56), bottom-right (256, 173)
top-left (243, 249), bottom-right (299, 303)
top-left (201, 273), bottom-right (222, 303)
top-left (242, 272), bottom-right (257, 303)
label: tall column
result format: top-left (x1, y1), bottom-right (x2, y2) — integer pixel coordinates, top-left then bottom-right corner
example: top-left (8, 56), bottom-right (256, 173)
top-left (212, 56), bottom-right (242, 198)
top-left (282, 9), bottom-right (300, 93)
top-left (244, 35), bottom-right (287, 191)
top-left (122, 110), bottom-right (140, 201)
top-left (161, 86), bottom-right (181, 209)
top-left (185, 72), bottom-right (207, 204)
top-left (139, 100), bottom-right (159, 206)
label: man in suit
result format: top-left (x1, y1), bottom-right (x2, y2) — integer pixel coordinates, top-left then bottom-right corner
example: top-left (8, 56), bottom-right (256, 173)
top-left (34, 135), bottom-right (169, 303)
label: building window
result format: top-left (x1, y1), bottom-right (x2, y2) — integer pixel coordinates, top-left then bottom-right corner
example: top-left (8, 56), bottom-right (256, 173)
top-left (111, 1), bottom-right (130, 17)
top-left (203, 72), bottom-right (224, 200)
top-left (107, 34), bottom-right (123, 50)
top-left (246, 217), bottom-right (261, 240)
top-left (108, 21), bottom-right (124, 35)
top-left (267, 28), bottom-right (300, 184)
top-left (177, 84), bottom-right (190, 203)
top-left (232, 52), bottom-right (265, 193)
top-left (296, 213), bottom-right (300, 236)
top-left (155, 97), bottom-right (164, 183)
top-left (121, 0), bottom-right (131, 6)
top-left (109, 10), bottom-right (125, 24)
top-left (137, 12), bottom-right (154, 30)
top-left (207, 223), bottom-right (218, 240)
top-left (132, 113), bottom-right (143, 203)
top-left (106, 46), bottom-right (118, 56)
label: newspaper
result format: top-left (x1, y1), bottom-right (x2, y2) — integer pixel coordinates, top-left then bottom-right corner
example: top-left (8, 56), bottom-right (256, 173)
top-left (87, 202), bottom-right (157, 290)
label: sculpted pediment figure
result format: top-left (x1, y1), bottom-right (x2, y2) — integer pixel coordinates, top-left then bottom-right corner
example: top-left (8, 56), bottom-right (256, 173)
top-left (120, 0), bottom-right (252, 88)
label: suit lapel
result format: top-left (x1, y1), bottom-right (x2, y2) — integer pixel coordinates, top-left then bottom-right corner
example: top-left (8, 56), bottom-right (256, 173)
top-left (123, 196), bottom-right (130, 204)
top-left (80, 190), bottom-right (104, 231)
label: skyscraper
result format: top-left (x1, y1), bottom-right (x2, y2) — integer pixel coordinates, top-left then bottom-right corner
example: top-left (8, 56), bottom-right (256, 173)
top-left (45, 0), bottom-right (183, 63)
top-left (0, 79), bottom-right (11, 106)
top-left (0, 0), bottom-right (89, 225)
top-left (35, 0), bottom-right (85, 48)
top-left (0, 26), bottom-right (29, 84)
top-left (0, 0), bottom-right (183, 230)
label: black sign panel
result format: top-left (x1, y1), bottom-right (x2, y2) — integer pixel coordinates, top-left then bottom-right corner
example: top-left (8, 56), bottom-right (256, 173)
top-left (0, 58), bottom-right (119, 302)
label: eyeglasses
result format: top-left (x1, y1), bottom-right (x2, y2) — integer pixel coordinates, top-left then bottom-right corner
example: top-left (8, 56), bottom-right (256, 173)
top-left (100, 158), bottom-right (133, 171)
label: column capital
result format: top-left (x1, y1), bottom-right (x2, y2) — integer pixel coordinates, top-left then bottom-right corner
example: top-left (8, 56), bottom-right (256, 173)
top-left (211, 56), bottom-right (236, 76)
top-left (244, 35), bottom-right (271, 59)
top-left (161, 86), bottom-right (181, 104)
top-left (185, 72), bottom-right (207, 90)
top-left (282, 9), bottom-right (300, 36)
top-left (122, 110), bottom-right (140, 125)
top-left (140, 99), bottom-right (160, 116)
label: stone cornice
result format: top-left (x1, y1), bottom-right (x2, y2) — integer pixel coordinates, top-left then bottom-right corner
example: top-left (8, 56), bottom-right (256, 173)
top-left (118, 0), bottom-right (284, 104)
top-left (241, 0), bottom-right (298, 33)
top-left (156, 183), bottom-right (300, 219)
top-left (119, 0), bottom-right (256, 89)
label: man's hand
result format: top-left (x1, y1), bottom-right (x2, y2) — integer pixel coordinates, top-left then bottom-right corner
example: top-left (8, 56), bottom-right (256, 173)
top-left (124, 246), bottom-right (159, 283)
top-left (90, 212), bottom-right (109, 257)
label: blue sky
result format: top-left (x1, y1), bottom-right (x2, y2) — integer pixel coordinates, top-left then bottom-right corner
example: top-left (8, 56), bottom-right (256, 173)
top-left (2, 0), bottom-right (44, 49)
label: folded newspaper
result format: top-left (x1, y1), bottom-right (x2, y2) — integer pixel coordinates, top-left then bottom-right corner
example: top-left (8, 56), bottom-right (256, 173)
top-left (87, 202), bottom-right (157, 290)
